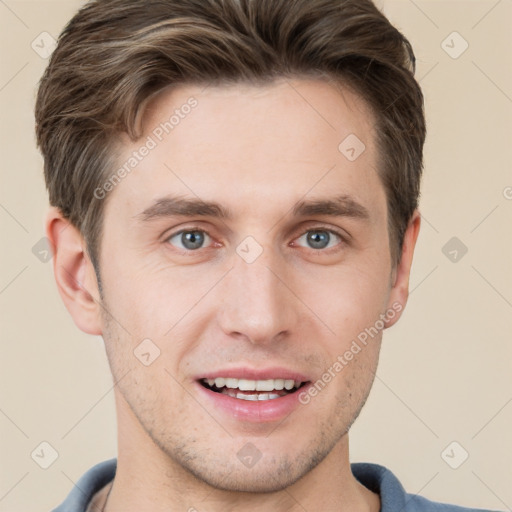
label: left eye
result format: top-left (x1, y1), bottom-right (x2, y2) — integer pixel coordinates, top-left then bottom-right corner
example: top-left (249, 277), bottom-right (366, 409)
top-left (295, 229), bottom-right (342, 250)
top-left (167, 230), bottom-right (212, 251)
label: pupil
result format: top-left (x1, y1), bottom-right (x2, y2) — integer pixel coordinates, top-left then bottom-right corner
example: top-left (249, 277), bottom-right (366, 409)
top-left (308, 231), bottom-right (329, 249)
top-left (182, 231), bottom-right (204, 250)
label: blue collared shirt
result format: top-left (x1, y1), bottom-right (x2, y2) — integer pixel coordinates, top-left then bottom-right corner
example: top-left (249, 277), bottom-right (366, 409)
top-left (51, 458), bottom-right (499, 511)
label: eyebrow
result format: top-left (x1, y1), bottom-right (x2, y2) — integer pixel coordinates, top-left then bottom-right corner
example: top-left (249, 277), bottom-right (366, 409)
top-left (135, 194), bottom-right (370, 223)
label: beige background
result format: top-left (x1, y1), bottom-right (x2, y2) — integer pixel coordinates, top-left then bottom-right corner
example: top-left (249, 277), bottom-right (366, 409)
top-left (1, 0), bottom-right (511, 510)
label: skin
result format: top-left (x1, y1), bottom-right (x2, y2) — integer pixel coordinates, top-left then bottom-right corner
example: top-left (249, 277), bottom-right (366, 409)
top-left (47, 78), bottom-right (421, 512)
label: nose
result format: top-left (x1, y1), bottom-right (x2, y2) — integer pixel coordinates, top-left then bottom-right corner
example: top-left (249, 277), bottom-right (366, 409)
top-left (216, 247), bottom-right (300, 346)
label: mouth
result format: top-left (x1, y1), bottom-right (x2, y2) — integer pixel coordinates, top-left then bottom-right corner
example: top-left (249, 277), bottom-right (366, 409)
top-left (194, 370), bottom-right (314, 422)
top-left (198, 377), bottom-right (309, 401)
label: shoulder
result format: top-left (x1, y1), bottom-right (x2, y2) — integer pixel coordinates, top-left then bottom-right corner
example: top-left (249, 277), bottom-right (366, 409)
top-left (50, 458), bottom-right (117, 512)
top-left (351, 462), bottom-right (499, 512)
top-left (405, 493), bottom-right (499, 512)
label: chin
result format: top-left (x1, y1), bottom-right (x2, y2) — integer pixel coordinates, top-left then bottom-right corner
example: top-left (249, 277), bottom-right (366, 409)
top-left (187, 462), bottom-right (305, 493)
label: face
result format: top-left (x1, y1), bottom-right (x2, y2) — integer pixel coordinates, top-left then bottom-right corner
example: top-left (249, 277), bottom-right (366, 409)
top-left (96, 78), bottom-right (405, 492)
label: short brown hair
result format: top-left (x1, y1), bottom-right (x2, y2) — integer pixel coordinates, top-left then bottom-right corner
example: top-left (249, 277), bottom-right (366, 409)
top-left (35, 0), bottom-right (425, 274)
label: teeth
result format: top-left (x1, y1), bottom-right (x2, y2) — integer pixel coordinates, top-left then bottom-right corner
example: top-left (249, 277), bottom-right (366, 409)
top-left (204, 377), bottom-right (303, 392)
top-left (272, 379), bottom-right (285, 390)
top-left (219, 388), bottom-right (283, 401)
top-left (214, 377), bottom-right (225, 388)
top-left (284, 380), bottom-right (294, 390)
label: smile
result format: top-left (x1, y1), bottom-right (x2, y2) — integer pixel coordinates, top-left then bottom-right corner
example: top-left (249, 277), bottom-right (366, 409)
top-left (200, 377), bottom-right (307, 401)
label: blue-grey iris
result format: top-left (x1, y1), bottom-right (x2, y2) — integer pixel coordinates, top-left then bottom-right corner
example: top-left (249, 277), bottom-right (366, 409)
top-left (307, 231), bottom-right (330, 249)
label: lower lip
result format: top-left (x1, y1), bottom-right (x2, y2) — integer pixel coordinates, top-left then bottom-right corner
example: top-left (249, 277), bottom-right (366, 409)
top-left (194, 381), bottom-right (311, 423)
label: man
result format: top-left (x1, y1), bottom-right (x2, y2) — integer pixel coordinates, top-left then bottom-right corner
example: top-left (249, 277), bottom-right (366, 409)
top-left (35, 0), bottom-right (497, 510)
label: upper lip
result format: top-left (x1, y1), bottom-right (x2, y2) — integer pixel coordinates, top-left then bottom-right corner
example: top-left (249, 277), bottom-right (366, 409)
top-left (196, 367), bottom-right (311, 383)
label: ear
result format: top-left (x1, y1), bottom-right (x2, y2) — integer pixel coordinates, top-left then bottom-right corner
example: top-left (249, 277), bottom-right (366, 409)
top-left (384, 210), bottom-right (421, 328)
top-left (45, 207), bottom-right (103, 335)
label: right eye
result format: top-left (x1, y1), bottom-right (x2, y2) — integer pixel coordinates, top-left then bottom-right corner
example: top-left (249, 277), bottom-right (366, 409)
top-left (166, 229), bottom-right (214, 251)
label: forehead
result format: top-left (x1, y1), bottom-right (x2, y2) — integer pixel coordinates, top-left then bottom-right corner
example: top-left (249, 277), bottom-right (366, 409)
top-left (107, 78), bottom-right (383, 221)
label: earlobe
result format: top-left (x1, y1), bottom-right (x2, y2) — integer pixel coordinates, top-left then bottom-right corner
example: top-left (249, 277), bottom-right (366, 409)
top-left (45, 207), bottom-right (103, 335)
top-left (384, 210), bottom-right (421, 329)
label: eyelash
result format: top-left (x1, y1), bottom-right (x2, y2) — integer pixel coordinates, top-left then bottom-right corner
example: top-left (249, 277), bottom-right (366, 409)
top-left (164, 225), bottom-right (347, 255)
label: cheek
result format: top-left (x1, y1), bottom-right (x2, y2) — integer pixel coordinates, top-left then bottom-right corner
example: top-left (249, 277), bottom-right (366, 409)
top-left (297, 264), bottom-right (391, 342)
top-left (99, 257), bottom-right (224, 379)
top-left (100, 251), bottom-right (198, 334)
